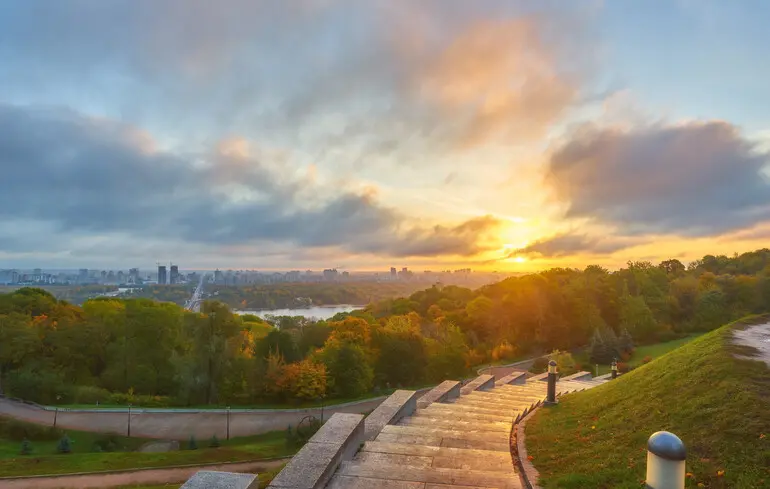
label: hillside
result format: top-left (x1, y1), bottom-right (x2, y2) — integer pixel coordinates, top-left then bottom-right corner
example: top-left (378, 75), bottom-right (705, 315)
top-left (526, 315), bottom-right (770, 489)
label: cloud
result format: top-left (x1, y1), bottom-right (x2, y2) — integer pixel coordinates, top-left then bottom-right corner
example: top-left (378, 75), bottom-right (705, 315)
top-left (515, 232), bottom-right (643, 258)
top-left (546, 121), bottom-right (770, 236)
top-left (0, 103), bottom-right (500, 258)
top-left (0, 1), bottom-right (588, 158)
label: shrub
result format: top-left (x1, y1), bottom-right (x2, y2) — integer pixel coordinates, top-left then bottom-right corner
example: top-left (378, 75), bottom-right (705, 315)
top-left (91, 434), bottom-right (120, 452)
top-left (187, 435), bottom-right (198, 450)
top-left (72, 385), bottom-right (112, 405)
top-left (642, 355), bottom-right (653, 364)
top-left (286, 416), bottom-right (321, 448)
top-left (491, 341), bottom-right (517, 362)
top-left (209, 435), bottom-right (221, 448)
top-left (530, 357), bottom-right (549, 373)
top-left (57, 434), bottom-right (72, 454)
top-left (549, 350), bottom-right (577, 376)
top-left (619, 351), bottom-right (632, 362)
top-left (20, 439), bottom-right (32, 455)
top-left (617, 362), bottom-right (630, 373)
top-left (0, 415), bottom-right (62, 441)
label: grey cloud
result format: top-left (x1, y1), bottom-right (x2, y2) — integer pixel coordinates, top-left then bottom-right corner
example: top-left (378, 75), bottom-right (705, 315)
top-left (0, 104), bottom-right (499, 257)
top-left (516, 233), bottom-right (644, 258)
top-left (547, 121), bottom-right (770, 236)
top-left (0, 1), bottom-right (590, 157)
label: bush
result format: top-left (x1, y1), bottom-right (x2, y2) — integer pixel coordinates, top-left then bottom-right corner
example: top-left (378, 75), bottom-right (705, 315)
top-left (209, 435), bottom-right (221, 448)
top-left (20, 439), bottom-right (32, 455)
top-left (72, 385), bottom-right (112, 405)
top-left (530, 357), bottom-right (549, 373)
top-left (619, 351), bottom-right (632, 362)
top-left (549, 350), bottom-right (577, 376)
top-left (617, 362), bottom-right (630, 373)
top-left (106, 392), bottom-right (172, 407)
top-left (286, 416), bottom-right (321, 448)
top-left (0, 415), bottom-right (62, 441)
top-left (57, 434), bottom-right (72, 454)
top-left (642, 355), bottom-right (653, 364)
top-left (187, 435), bottom-right (198, 450)
top-left (91, 434), bottom-right (120, 452)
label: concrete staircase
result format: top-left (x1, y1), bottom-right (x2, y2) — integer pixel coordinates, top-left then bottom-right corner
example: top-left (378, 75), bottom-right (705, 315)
top-left (324, 372), bottom-right (603, 489)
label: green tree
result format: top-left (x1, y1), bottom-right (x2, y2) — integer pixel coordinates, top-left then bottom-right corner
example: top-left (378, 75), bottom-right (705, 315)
top-left (57, 435), bottom-right (72, 454)
top-left (20, 439), bottom-right (32, 455)
top-left (618, 282), bottom-right (659, 342)
top-left (319, 341), bottom-right (373, 398)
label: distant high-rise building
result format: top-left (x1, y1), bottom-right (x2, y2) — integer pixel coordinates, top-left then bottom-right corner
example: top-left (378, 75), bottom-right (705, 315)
top-left (390, 267), bottom-right (397, 278)
top-left (78, 268), bottom-right (88, 283)
top-left (170, 265), bottom-right (179, 284)
top-left (214, 269), bottom-right (224, 284)
top-left (158, 265), bottom-right (167, 285)
top-left (323, 269), bottom-right (339, 281)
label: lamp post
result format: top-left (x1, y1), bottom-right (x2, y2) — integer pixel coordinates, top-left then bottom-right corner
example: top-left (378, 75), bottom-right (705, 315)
top-left (545, 360), bottom-right (558, 405)
top-left (612, 359), bottom-right (618, 379)
top-left (226, 406), bottom-right (231, 441)
top-left (53, 407), bottom-right (58, 428)
top-left (127, 403), bottom-right (132, 437)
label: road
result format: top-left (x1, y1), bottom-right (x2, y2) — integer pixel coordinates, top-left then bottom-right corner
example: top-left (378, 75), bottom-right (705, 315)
top-left (0, 459), bottom-right (288, 489)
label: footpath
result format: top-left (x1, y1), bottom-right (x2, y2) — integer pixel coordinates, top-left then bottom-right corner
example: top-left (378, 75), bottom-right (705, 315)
top-left (0, 458), bottom-right (289, 489)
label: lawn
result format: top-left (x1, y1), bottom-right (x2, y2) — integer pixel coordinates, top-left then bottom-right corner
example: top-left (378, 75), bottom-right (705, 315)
top-left (574, 333), bottom-right (704, 376)
top-left (115, 464), bottom-right (286, 489)
top-left (0, 419), bottom-right (294, 477)
top-left (525, 316), bottom-right (770, 489)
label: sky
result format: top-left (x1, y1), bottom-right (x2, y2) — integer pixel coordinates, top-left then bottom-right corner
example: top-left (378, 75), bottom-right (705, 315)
top-left (1, 0), bottom-right (769, 272)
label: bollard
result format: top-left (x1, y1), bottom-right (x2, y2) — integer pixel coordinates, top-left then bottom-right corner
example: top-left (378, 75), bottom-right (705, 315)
top-left (611, 360), bottom-right (618, 379)
top-left (646, 431), bottom-right (686, 489)
top-left (545, 360), bottom-right (557, 405)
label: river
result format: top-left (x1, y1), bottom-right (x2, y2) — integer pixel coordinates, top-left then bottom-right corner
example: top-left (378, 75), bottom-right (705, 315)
top-left (235, 304), bottom-right (362, 320)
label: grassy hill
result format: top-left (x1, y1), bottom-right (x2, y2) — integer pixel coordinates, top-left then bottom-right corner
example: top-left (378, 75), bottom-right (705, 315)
top-left (526, 315), bottom-right (770, 489)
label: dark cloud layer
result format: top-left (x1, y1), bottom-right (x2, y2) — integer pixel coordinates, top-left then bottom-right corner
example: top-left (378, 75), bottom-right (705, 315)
top-left (0, 104), bottom-right (500, 257)
top-left (547, 121), bottom-right (770, 236)
top-left (515, 232), bottom-right (642, 258)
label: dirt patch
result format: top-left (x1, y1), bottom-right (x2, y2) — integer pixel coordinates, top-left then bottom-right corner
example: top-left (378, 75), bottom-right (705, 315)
top-left (732, 321), bottom-right (770, 367)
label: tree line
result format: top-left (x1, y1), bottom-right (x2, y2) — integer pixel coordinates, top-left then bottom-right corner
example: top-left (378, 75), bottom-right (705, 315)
top-left (0, 248), bottom-right (768, 406)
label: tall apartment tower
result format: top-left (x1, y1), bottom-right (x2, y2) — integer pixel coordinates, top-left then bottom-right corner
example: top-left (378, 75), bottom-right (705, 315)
top-left (158, 265), bottom-right (167, 285)
top-left (170, 265), bottom-right (179, 284)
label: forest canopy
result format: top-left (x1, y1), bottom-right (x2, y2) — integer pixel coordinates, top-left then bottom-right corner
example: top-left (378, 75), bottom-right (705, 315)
top-left (1, 249), bottom-right (768, 407)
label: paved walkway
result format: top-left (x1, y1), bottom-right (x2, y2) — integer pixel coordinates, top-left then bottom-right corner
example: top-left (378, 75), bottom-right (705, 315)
top-left (733, 321), bottom-right (770, 367)
top-left (0, 459), bottom-right (288, 489)
top-left (325, 374), bottom-right (606, 489)
top-left (0, 396), bottom-right (392, 439)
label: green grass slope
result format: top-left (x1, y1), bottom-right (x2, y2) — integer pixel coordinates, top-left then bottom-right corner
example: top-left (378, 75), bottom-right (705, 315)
top-left (526, 316), bottom-right (770, 489)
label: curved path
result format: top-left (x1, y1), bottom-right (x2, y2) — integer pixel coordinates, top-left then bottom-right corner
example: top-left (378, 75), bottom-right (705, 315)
top-left (0, 396), bottom-right (394, 440)
top-left (0, 458), bottom-right (289, 489)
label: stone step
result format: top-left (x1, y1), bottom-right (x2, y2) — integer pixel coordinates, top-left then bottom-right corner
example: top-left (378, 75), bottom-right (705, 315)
top-left (354, 448), bottom-right (514, 473)
top-left (466, 391), bottom-right (544, 403)
top-left (498, 383), bottom-right (547, 393)
top-left (362, 440), bottom-right (512, 460)
top-left (418, 405), bottom-right (515, 423)
top-left (380, 424), bottom-right (510, 444)
top-left (438, 401), bottom-right (526, 417)
top-left (400, 414), bottom-right (511, 433)
top-left (560, 371), bottom-right (593, 381)
top-left (338, 461), bottom-right (522, 489)
top-left (423, 401), bottom-right (518, 418)
top-left (375, 425), bottom-right (510, 452)
top-left (453, 398), bottom-right (532, 413)
top-left (526, 372), bottom-right (549, 382)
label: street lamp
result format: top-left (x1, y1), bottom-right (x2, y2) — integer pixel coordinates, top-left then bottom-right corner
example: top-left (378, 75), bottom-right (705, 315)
top-left (226, 406), bottom-right (231, 440)
top-left (127, 403), bottom-right (132, 437)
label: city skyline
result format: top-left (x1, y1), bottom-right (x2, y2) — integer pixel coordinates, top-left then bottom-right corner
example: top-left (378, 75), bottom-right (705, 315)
top-left (1, 1), bottom-right (769, 271)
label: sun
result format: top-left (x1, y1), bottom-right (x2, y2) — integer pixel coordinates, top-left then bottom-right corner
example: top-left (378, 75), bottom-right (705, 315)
top-left (513, 256), bottom-right (527, 263)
